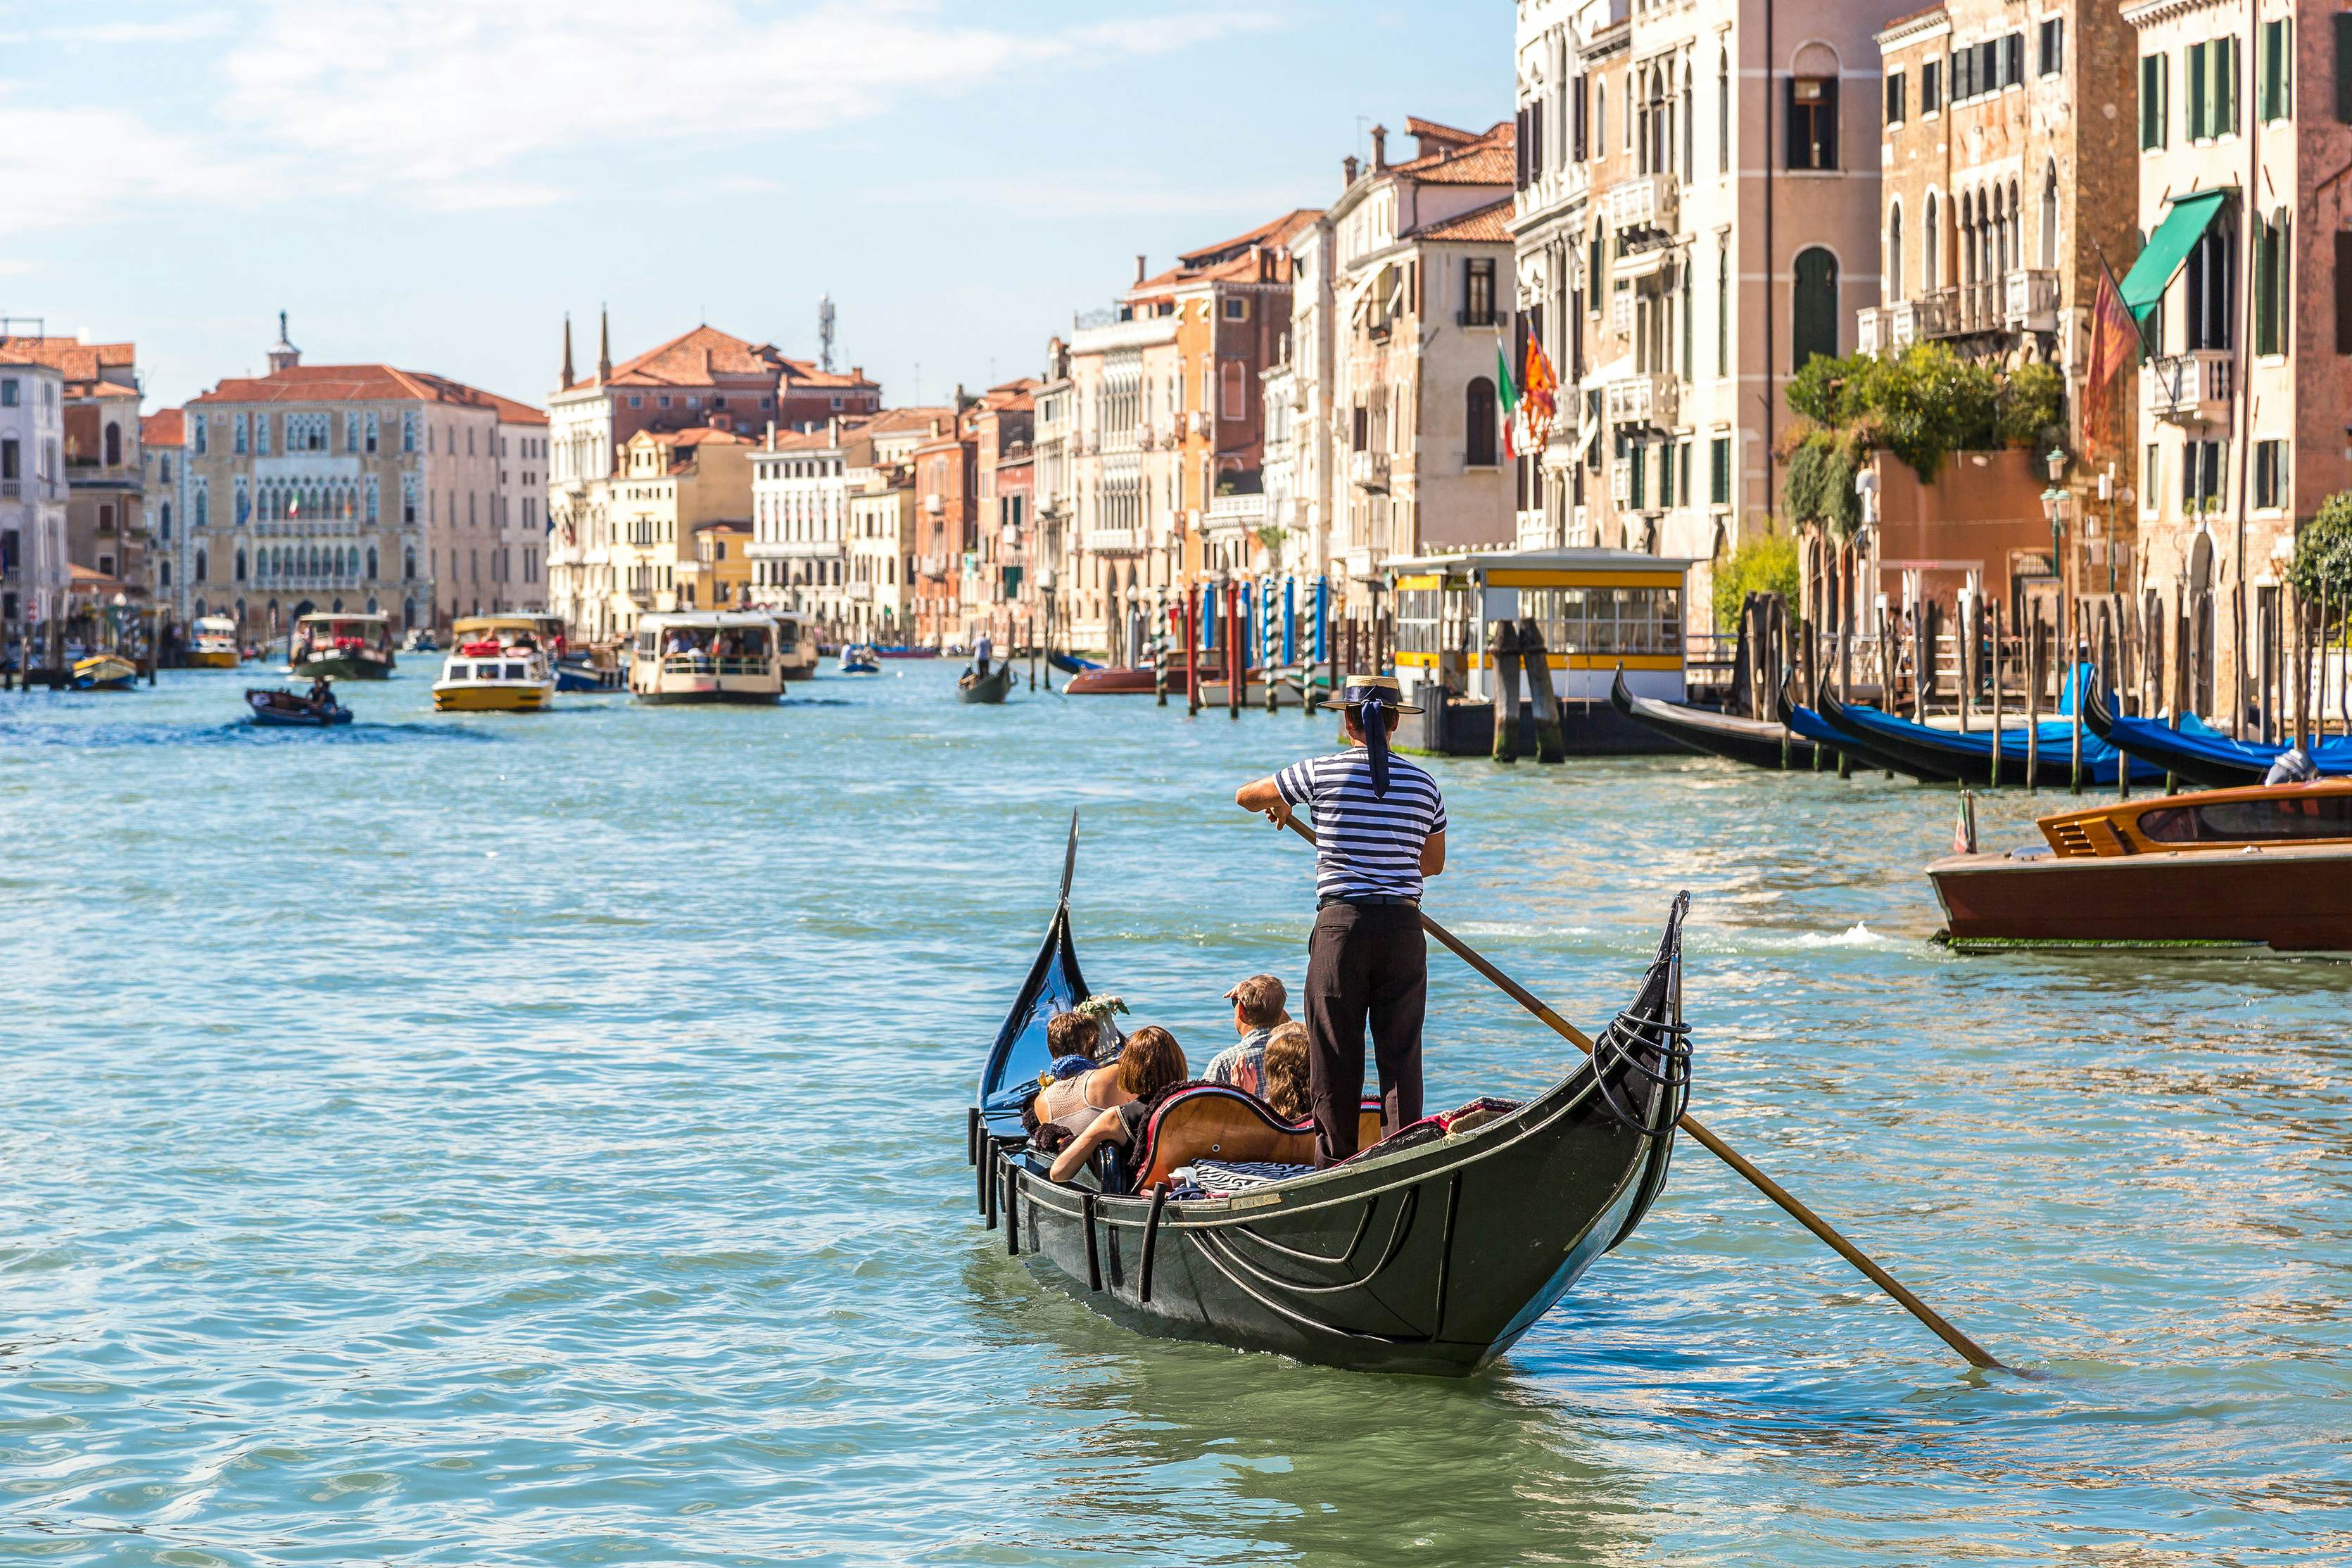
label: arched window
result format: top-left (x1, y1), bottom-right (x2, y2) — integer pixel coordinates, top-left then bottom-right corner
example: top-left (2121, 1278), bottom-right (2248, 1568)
top-left (2040, 163), bottom-right (2059, 270)
top-left (194, 597), bottom-right (206, 619)
top-left (404, 547), bottom-right (416, 582)
top-left (1717, 48), bottom-right (1731, 175)
top-left (1925, 193), bottom-right (1941, 288)
top-left (367, 546), bottom-right (379, 580)
top-left (195, 548), bottom-right (208, 582)
top-left (158, 502), bottom-right (171, 540)
top-left (234, 548), bottom-right (247, 583)
top-left (103, 422), bottom-right (121, 466)
top-left (1792, 246), bottom-right (1839, 370)
top-left (403, 596), bottom-right (417, 629)
top-left (1595, 81), bottom-right (1606, 154)
top-left (1465, 378), bottom-right (1499, 467)
top-left (1682, 62), bottom-right (1694, 177)
top-left (159, 559), bottom-right (171, 587)
top-left (1888, 202), bottom-right (1905, 303)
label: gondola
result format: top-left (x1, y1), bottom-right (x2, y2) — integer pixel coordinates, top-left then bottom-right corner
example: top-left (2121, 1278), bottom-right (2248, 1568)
top-left (1047, 650), bottom-right (1101, 675)
top-left (1610, 667), bottom-right (1818, 770)
top-left (2080, 684), bottom-right (2352, 788)
top-left (957, 661), bottom-right (1016, 704)
top-left (1778, 683), bottom-right (1955, 781)
top-left (246, 688), bottom-right (352, 728)
top-left (1816, 688), bottom-right (2164, 789)
top-left (968, 816), bottom-right (1691, 1377)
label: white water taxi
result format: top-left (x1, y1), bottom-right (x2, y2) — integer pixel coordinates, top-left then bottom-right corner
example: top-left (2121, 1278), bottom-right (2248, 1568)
top-left (773, 609), bottom-right (819, 681)
top-left (431, 616), bottom-right (556, 713)
top-left (630, 612), bottom-right (784, 704)
top-left (189, 615), bottom-right (241, 669)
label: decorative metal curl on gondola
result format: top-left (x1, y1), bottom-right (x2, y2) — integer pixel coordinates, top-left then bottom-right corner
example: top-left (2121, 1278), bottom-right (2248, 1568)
top-left (1588, 892), bottom-right (1693, 1139)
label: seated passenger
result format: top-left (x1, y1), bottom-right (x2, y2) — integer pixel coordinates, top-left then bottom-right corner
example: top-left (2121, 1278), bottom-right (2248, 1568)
top-left (1047, 1026), bottom-right (1189, 1182)
top-left (1203, 973), bottom-right (1289, 1096)
top-left (1258, 1020), bottom-right (1311, 1123)
top-left (1044, 1009), bottom-right (1100, 1068)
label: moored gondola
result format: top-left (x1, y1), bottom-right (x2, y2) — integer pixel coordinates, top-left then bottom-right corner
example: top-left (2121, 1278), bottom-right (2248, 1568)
top-left (2080, 683), bottom-right (2352, 788)
top-left (968, 816), bottom-right (1691, 1376)
top-left (1818, 688), bottom-right (2163, 788)
top-left (1778, 683), bottom-right (1953, 780)
top-left (1610, 666), bottom-right (1818, 770)
top-left (957, 661), bottom-right (1016, 704)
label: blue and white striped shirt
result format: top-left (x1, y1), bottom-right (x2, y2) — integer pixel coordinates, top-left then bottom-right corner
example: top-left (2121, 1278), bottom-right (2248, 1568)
top-left (1274, 750), bottom-right (1447, 902)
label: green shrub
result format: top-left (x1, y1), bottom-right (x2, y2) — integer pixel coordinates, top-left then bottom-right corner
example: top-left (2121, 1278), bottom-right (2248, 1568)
top-left (1712, 530), bottom-right (1801, 632)
top-left (2289, 492), bottom-right (2352, 602)
top-left (1781, 432), bottom-right (1860, 536)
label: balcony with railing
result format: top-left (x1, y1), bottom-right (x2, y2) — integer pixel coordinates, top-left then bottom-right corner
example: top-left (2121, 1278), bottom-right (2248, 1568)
top-left (2145, 350), bottom-right (2236, 424)
top-left (1349, 450), bottom-right (1390, 493)
top-left (1603, 172), bottom-right (1678, 235)
top-left (1602, 373), bottom-right (1676, 431)
top-left (2003, 268), bottom-right (2060, 332)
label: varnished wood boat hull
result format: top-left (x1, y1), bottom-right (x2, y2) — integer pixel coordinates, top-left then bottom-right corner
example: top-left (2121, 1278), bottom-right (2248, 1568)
top-left (1064, 667), bottom-right (1158, 695)
top-left (1929, 844), bottom-right (2352, 950)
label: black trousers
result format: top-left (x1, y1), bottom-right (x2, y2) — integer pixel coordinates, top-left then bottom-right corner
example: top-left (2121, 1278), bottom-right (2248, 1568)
top-left (1303, 902), bottom-right (1427, 1165)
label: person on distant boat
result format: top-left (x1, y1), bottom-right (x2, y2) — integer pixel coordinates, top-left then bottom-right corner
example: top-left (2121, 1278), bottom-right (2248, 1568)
top-left (666, 629), bottom-right (697, 658)
top-left (973, 630), bottom-right (994, 676)
top-left (1204, 973), bottom-right (1290, 1096)
top-left (1047, 1026), bottom-right (1189, 1183)
top-left (307, 675), bottom-right (334, 706)
top-left (1232, 673), bottom-right (1446, 1167)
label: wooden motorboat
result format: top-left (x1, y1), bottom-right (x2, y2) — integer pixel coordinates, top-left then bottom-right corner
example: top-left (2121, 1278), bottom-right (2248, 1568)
top-left (1065, 666), bottom-right (1161, 695)
top-left (187, 616), bottom-right (241, 669)
top-left (1611, 666), bottom-right (1817, 770)
top-left (246, 687), bottom-right (352, 728)
top-left (969, 818), bottom-right (1691, 1376)
top-left (2080, 685), bottom-right (2352, 789)
top-left (1929, 779), bottom-right (2352, 951)
top-left (70, 653), bottom-right (138, 690)
top-left (957, 660), bottom-right (1016, 704)
top-left (290, 613), bottom-right (396, 680)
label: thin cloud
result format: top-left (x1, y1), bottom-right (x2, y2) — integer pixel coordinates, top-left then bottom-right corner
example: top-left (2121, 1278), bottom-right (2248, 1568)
top-left (45, 13), bottom-right (235, 44)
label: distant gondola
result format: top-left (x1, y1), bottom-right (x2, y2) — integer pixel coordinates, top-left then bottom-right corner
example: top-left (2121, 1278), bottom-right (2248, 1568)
top-left (968, 818), bottom-right (1691, 1376)
top-left (246, 688), bottom-right (351, 728)
top-left (1778, 683), bottom-right (1954, 780)
top-left (1817, 688), bottom-right (2163, 788)
top-left (1609, 666), bottom-right (1818, 770)
top-left (2080, 684), bottom-right (2352, 788)
top-left (957, 661), bottom-right (1016, 704)
top-left (1047, 651), bottom-right (1101, 675)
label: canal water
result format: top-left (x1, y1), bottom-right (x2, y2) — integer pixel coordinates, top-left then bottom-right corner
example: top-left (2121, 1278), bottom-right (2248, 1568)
top-left (3, 661), bottom-right (2347, 1567)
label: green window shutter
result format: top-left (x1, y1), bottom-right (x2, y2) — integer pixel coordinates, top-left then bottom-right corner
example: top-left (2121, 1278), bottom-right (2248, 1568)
top-left (2141, 56), bottom-right (2156, 146)
top-left (2221, 37), bottom-right (2239, 134)
top-left (2161, 53), bottom-right (2171, 145)
top-left (1711, 437), bottom-right (1731, 506)
top-left (2187, 43), bottom-right (2207, 140)
top-left (2261, 22), bottom-right (2281, 121)
top-left (2256, 217), bottom-right (2278, 356)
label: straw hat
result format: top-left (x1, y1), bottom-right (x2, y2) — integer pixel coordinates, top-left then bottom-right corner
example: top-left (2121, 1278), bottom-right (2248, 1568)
top-left (1317, 672), bottom-right (1423, 713)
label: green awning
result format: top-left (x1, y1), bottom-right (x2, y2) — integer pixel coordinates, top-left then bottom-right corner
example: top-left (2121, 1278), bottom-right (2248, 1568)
top-left (2118, 189), bottom-right (2232, 322)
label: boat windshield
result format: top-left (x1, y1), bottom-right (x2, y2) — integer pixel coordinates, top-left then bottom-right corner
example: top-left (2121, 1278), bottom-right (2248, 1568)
top-left (2138, 794), bottom-right (2352, 843)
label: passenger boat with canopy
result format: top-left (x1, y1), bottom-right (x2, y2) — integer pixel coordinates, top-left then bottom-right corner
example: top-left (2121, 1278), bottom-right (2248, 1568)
top-left (968, 818), bottom-right (1692, 1376)
top-left (289, 612), bottom-right (396, 681)
top-left (188, 616), bottom-right (242, 669)
top-left (432, 616), bottom-right (556, 713)
top-left (1930, 779), bottom-right (2352, 951)
top-left (629, 612), bottom-right (785, 704)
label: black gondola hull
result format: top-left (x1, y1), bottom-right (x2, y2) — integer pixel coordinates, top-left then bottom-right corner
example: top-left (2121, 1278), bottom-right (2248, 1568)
top-left (1796, 688), bottom-right (1968, 783)
top-left (958, 663), bottom-right (1016, 704)
top-left (2080, 684), bottom-right (2264, 788)
top-left (1610, 667), bottom-right (1818, 771)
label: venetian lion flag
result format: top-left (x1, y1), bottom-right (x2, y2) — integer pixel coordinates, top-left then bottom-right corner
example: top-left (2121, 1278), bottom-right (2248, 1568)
top-left (1522, 334), bottom-right (1561, 451)
top-left (1496, 340), bottom-right (1520, 460)
top-left (2082, 256), bottom-right (2144, 463)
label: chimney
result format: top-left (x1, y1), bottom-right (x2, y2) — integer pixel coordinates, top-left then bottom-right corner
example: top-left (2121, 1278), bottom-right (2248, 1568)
top-left (559, 312), bottom-right (575, 391)
top-left (1343, 154), bottom-right (1360, 184)
top-left (1370, 124), bottom-right (1387, 170)
top-left (1135, 254), bottom-right (1147, 284)
top-left (828, 415), bottom-right (840, 444)
top-left (851, 365), bottom-right (864, 381)
top-left (766, 419), bottom-right (776, 450)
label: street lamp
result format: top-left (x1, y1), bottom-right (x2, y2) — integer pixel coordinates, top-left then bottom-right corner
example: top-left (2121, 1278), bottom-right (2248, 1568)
top-left (2040, 448), bottom-right (2073, 643)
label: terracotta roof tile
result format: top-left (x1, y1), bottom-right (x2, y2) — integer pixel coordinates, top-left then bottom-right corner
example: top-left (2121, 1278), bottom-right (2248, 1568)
top-left (1176, 209), bottom-right (1323, 270)
top-left (141, 408), bottom-right (186, 446)
top-left (0, 336), bottom-right (135, 384)
top-left (606, 324), bottom-right (788, 387)
top-left (190, 363), bottom-right (541, 418)
top-left (1412, 197), bottom-right (1516, 244)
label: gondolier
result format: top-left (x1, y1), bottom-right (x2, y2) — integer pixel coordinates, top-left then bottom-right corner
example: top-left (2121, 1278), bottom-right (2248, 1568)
top-left (1234, 674), bottom-right (1446, 1165)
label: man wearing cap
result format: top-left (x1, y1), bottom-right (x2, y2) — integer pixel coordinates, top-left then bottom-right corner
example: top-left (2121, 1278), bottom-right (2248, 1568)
top-left (1232, 674), bottom-right (1447, 1165)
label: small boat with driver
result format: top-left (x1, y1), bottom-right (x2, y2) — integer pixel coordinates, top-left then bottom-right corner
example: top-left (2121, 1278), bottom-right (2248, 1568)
top-left (957, 659), bottom-right (1016, 704)
top-left (1929, 778), bottom-right (2352, 951)
top-left (291, 612), bottom-right (396, 680)
top-left (246, 687), bottom-right (352, 728)
top-left (838, 643), bottom-right (881, 675)
top-left (968, 817), bottom-right (1690, 1375)
top-left (70, 652), bottom-right (139, 690)
top-left (188, 616), bottom-right (241, 669)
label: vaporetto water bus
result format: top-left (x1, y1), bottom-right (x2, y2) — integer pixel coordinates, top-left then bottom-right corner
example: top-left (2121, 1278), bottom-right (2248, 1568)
top-left (432, 616), bottom-right (557, 713)
top-left (289, 612), bottom-right (396, 681)
top-left (629, 612), bottom-right (785, 704)
top-left (188, 616), bottom-right (242, 669)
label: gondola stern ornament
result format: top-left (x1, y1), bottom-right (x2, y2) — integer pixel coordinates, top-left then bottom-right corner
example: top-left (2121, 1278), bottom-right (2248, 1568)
top-left (1317, 672), bottom-right (1422, 797)
top-left (1059, 807), bottom-right (1080, 908)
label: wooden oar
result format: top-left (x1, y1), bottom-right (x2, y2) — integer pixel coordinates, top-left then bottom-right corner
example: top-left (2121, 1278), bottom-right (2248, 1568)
top-left (1275, 813), bottom-right (2008, 1372)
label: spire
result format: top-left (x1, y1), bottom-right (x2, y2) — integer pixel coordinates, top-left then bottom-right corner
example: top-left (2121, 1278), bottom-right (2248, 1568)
top-left (560, 312), bottom-right (575, 390)
top-left (596, 305), bottom-right (612, 383)
top-left (267, 310), bottom-right (300, 374)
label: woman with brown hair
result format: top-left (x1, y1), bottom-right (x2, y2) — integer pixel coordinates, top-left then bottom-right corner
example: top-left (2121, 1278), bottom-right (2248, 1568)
top-left (1258, 1020), bottom-right (1311, 1123)
top-left (1046, 1026), bottom-right (1189, 1183)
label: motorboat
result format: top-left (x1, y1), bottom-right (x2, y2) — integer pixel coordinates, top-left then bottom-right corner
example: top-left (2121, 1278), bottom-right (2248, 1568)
top-left (771, 609), bottom-right (819, 681)
top-left (1929, 779), bottom-right (2352, 951)
top-left (188, 616), bottom-right (241, 669)
top-left (291, 613), bottom-right (396, 680)
top-left (630, 612), bottom-right (785, 704)
top-left (433, 617), bottom-right (556, 712)
top-left (70, 652), bottom-right (138, 690)
top-left (246, 687), bottom-right (352, 728)
top-left (839, 643), bottom-right (882, 675)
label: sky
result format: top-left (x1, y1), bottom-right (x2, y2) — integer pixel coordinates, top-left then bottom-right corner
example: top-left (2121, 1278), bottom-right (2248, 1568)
top-left (4, 0), bottom-right (1512, 412)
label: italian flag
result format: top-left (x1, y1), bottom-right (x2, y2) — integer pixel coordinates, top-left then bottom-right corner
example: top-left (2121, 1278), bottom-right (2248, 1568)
top-left (1496, 341), bottom-right (1519, 460)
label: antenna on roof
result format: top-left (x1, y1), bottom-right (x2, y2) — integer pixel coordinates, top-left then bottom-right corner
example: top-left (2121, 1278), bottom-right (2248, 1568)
top-left (818, 295), bottom-right (836, 374)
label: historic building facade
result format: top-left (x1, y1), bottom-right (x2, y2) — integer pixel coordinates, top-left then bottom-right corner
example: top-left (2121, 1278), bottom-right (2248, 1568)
top-left (0, 353), bottom-right (69, 634)
top-left (0, 332), bottom-right (149, 604)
